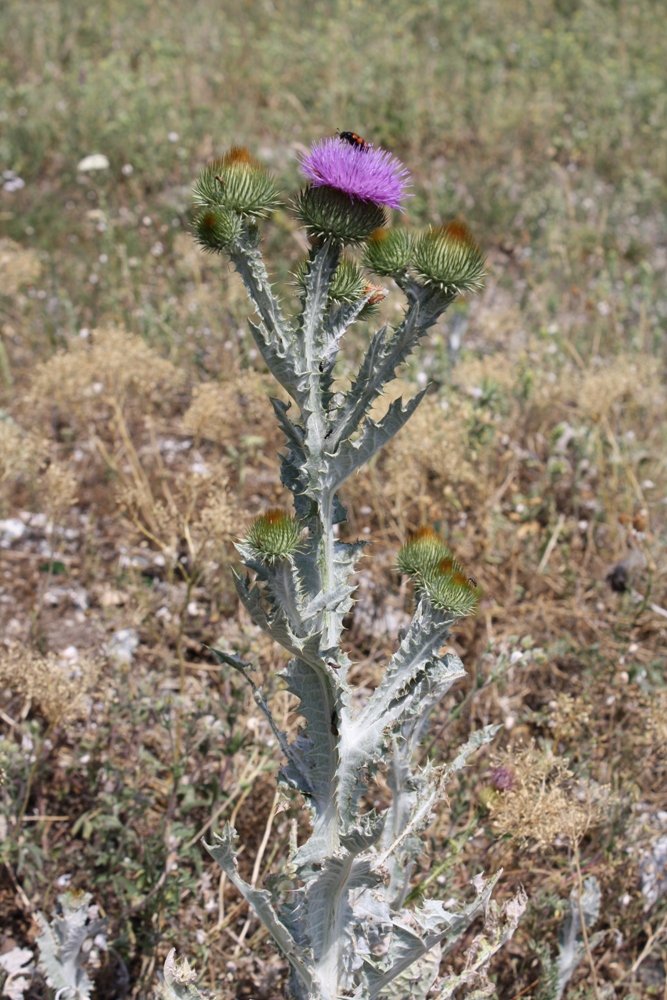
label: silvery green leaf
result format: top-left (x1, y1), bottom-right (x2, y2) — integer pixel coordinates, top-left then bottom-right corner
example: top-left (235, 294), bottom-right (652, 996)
top-left (363, 873), bottom-right (504, 1000)
top-left (321, 291), bottom-right (378, 368)
top-left (433, 887), bottom-right (527, 999)
top-left (323, 391), bottom-right (427, 495)
top-left (300, 239), bottom-right (340, 360)
top-left (35, 892), bottom-right (106, 1000)
top-left (302, 853), bottom-right (384, 992)
top-left (158, 951), bottom-right (211, 1000)
top-left (206, 826), bottom-right (316, 996)
top-left (328, 299), bottom-right (426, 451)
top-left (554, 876), bottom-right (601, 999)
top-left (378, 942), bottom-right (441, 1000)
top-left (280, 657), bottom-right (339, 849)
top-left (231, 238), bottom-right (293, 342)
top-left (336, 604), bottom-right (464, 818)
top-left (247, 318), bottom-right (304, 402)
top-left (265, 558), bottom-right (308, 633)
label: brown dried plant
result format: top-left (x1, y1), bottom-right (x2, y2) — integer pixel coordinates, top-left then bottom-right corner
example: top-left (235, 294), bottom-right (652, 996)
top-left (365, 393), bottom-right (479, 529)
top-left (488, 742), bottom-right (611, 850)
top-left (0, 237), bottom-right (41, 298)
top-left (0, 647), bottom-right (100, 727)
top-left (119, 462), bottom-right (239, 694)
top-left (121, 463), bottom-right (238, 570)
top-left (0, 412), bottom-right (48, 506)
top-left (0, 647), bottom-right (101, 841)
top-left (575, 353), bottom-right (662, 424)
top-left (23, 325), bottom-right (185, 430)
top-left (182, 372), bottom-right (281, 447)
top-left (38, 461), bottom-right (79, 521)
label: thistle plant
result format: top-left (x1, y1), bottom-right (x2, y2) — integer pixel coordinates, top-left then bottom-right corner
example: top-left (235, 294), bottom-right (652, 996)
top-left (185, 134), bottom-right (525, 1000)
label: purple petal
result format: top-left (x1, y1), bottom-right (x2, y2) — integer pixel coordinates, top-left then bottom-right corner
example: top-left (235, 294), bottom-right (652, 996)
top-left (299, 137), bottom-right (411, 211)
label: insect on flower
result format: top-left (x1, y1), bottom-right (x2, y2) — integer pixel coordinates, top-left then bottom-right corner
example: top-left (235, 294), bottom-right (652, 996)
top-left (337, 130), bottom-right (371, 152)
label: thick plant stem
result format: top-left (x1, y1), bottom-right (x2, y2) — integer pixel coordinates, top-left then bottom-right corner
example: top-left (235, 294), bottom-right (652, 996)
top-left (193, 198), bottom-right (526, 1000)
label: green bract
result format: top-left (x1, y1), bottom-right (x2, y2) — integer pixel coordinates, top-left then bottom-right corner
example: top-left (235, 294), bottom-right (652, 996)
top-left (245, 509), bottom-right (302, 562)
top-left (294, 255), bottom-right (367, 305)
top-left (396, 526), bottom-right (453, 577)
top-left (193, 207), bottom-right (243, 252)
top-left (294, 186), bottom-right (387, 245)
top-left (361, 226), bottom-right (414, 276)
top-left (413, 221), bottom-right (486, 294)
top-left (421, 561), bottom-right (482, 617)
top-left (193, 148), bottom-right (280, 219)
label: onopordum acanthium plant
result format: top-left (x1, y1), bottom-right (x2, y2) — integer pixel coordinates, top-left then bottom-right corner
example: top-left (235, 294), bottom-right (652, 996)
top-left (172, 137), bottom-right (526, 1000)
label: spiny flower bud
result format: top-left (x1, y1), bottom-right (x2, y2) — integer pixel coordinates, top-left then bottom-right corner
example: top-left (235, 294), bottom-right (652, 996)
top-left (245, 508), bottom-right (302, 562)
top-left (193, 147), bottom-right (280, 219)
top-left (398, 526), bottom-right (481, 618)
top-left (421, 556), bottom-right (482, 618)
top-left (413, 221), bottom-right (486, 295)
top-left (193, 207), bottom-right (243, 252)
top-left (361, 227), bottom-right (414, 276)
top-left (293, 255), bottom-right (367, 305)
top-left (293, 186), bottom-right (387, 246)
top-left (397, 526), bottom-right (452, 577)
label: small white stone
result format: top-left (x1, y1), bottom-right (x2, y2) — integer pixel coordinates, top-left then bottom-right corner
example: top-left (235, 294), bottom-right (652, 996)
top-left (107, 628), bottom-right (139, 666)
top-left (77, 153), bottom-right (110, 172)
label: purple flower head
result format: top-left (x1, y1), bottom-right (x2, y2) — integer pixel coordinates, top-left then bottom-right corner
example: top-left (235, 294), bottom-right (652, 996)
top-left (300, 137), bottom-right (411, 211)
top-left (490, 766), bottom-right (515, 792)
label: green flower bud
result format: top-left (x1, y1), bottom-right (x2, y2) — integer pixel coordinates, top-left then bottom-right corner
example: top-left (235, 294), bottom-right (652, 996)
top-left (293, 186), bottom-right (387, 246)
top-left (330, 256), bottom-right (368, 303)
top-left (397, 526), bottom-right (452, 577)
top-left (361, 227), bottom-right (414, 276)
top-left (193, 207), bottom-right (243, 252)
top-left (421, 558), bottom-right (482, 617)
top-left (413, 221), bottom-right (486, 295)
top-left (245, 508), bottom-right (302, 562)
top-left (193, 147), bottom-right (280, 219)
top-left (398, 526), bottom-right (481, 618)
top-left (294, 255), bottom-right (367, 305)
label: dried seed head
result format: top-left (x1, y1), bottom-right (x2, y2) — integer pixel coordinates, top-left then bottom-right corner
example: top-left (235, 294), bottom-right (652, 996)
top-left (413, 221), bottom-right (486, 295)
top-left (245, 508), bottom-right (302, 562)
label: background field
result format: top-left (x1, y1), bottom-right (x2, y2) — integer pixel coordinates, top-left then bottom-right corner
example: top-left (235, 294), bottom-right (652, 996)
top-left (1, 0), bottom-right (666, 997)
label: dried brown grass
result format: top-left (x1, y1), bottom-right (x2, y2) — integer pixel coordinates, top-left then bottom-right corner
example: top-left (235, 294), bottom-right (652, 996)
top-left (487, 742), bottom-right (611, 850)
top-left (0, 647), bottom-right (100, 726)
top-left (0, 238), bottom-right (41, 298)
top-left (23, 325), bottom-right (186, 429)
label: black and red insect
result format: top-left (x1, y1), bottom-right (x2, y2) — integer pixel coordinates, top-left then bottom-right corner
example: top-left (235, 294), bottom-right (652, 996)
top-left (337, 130), bottom-right (370, 152)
